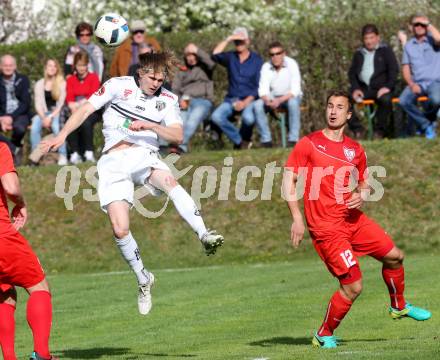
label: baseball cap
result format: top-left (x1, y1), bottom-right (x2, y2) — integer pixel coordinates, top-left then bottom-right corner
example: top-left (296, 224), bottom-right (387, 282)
top-left (131, 20), bottom-right (146, 32)
top-left (232, 27), bottom-right (249, 39)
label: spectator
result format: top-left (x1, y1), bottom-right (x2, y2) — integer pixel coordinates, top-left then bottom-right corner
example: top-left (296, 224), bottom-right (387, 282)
top-left (0, 54), bottom-right (32, 165)
top-left (65, 50), bottom-right (100, 164)
top-left (110, 20), bottom-right (161, 78)
top-left (253, 41), bottom-right (302, 147)
top-left (127, 43), bottom-right (153, 77)
top-left (30, 59), bottom-right (67, 165)
top-left (211, 27), bottom-right (263, 149)
top-left (348, 24), bottom-right (399, 139)
top-left (64, 22), bottom-right (104, 81)
top-left (399, 14), bottom-right (440, 139)
top-left (172, 43), bottom-right (216, 152)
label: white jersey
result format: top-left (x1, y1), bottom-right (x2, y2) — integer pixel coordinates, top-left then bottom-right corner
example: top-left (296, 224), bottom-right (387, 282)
top-left (88, 76), bottom-right (182, 152)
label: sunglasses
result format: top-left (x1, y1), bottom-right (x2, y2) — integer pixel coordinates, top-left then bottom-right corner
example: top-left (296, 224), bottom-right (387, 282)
top-left (132, 30), bottom-right (145, 35)
top-left (79, 33), bottom-right (92, 37)
top-left (412, 22), bottom-right (428, 28)
top-left (269, 50), bottom-right (284, 57)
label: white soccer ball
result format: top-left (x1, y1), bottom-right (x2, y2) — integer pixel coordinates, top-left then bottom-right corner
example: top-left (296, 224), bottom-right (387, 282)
top-left (94, 13), bottom-right (129, 47)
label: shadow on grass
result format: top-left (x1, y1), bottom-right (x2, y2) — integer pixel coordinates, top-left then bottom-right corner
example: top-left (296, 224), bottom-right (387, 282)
top-left (249, 336), bottom-right (311, 347)
top-left (56, 348), bottom-right (197, 359)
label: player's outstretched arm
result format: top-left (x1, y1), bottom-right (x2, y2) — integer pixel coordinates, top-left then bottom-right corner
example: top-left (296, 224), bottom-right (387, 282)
top-left (41, 102), bottom-right (96, 153)
top-left (282, 169), bottom-right (305, 248)
top-left (130, 121), bottom-right (183, 144)
top-left (1, 172), bottom-right (27, 229)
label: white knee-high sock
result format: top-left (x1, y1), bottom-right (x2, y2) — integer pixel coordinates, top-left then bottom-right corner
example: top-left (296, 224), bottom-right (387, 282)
top-left (168, 185), bottom-right (207, 239)
top-left (114, 232), bottom-right (149, 285)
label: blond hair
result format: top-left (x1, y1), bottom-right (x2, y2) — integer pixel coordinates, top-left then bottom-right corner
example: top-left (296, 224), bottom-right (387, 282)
top-left (138, 51), bottom-right (178, 81)
top-left (44, 58), bottom-right (64, 101)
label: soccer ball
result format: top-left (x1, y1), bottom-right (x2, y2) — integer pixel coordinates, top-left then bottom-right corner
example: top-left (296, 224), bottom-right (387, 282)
top-left (94, 13), bottom-right (129, 47)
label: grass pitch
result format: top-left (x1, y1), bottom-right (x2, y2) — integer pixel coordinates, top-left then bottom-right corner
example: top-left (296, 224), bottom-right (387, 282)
top-left (13, 253), bottom-right (438, 360)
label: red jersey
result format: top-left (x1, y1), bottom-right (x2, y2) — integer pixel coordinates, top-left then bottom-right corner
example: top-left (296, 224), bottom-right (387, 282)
top-left (0, 143), bottom-right (16, 235)
top-left (65, 72), bottom-right (100, 104)
top-left (285, 130), bottom-right (368, 232)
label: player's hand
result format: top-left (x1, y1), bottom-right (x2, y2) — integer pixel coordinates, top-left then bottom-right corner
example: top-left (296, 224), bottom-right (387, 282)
top-left (41, 134), bottom-right (66, 153)
top-left (346, 191), bottom-right (363, 209)
top-left (129, 120), bottom-right (154, 131)
top-left (410, 83), bottom-right (422, 94)
top-left (11, 204), bottom-right (27, 230)
top-left (290, 219), bottom-right (305, 248)
top-left (377, 87), bottom-right (390, 98)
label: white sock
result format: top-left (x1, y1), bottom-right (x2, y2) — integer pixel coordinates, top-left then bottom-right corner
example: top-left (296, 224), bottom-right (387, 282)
top-left (168, 185), bottom-right (207, 239)
top-left (114, 232), bottom-right (149, 285)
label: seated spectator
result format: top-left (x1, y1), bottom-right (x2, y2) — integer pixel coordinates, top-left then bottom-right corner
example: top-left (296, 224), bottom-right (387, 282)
top-left (253, 41), bottom-right (302, 147)
top-left (172, 43), bottom-right (216, 152)
top-left (65, 50), bottom-right (100, 164)
top-left (30, 59), bottom-right (67, 165)
top-left (399, 14), bottom-right (440, 139)
top-left (64, 22), bottom-right (104, 81)
top-left (128, 43), bottom-right (153, 76)
top-left (110, 20), bottom-right (161, 78)
top-left (0, 54), bottom-right (32, 165)
top-left (211, 27), bottom-right (263, 149)
top-left (349, 24), bottom-right (399, 139)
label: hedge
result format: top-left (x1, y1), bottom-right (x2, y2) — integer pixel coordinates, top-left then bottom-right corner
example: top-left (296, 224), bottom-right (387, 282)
top-left (1, 13), bottom-right (439, 137)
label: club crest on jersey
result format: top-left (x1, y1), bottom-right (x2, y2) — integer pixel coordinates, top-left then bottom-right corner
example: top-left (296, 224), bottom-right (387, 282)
top-left (156, 100), bottom-right (166, 111)
top-left (95, 86), bottom-right (105, 96)
top-left (343, 146), bottom-right (355, 162)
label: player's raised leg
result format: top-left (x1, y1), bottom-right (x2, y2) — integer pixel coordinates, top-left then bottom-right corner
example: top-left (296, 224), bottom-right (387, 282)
top-left (148, 169), bottom-right (224, 255)
top-left (313, 264), bottom-right (362, 349)
top-left (107, 201), bottom-right (154, 315)
top-left (0, 286), bottom-right (17, 360)
top-left (381, 246), bottom-right (431, 321)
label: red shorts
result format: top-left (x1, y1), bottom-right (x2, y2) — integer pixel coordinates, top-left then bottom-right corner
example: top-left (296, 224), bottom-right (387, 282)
top-left (0, 231), bottom-right (45, 292)
top-left (311, 212), bottom-right (395, 278)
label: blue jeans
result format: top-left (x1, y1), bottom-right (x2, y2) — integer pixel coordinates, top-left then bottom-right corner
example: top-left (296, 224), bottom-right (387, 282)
top-left (211, 101), bottom-right (255, 145)
top-left (30, 114), bottom-right (67, 155)
top-left (253, 96), bottom-right (301, 143)
top-left (180, 98), bottom-right (213, 152)
top-left (399, 81), bottom-right (440, 130)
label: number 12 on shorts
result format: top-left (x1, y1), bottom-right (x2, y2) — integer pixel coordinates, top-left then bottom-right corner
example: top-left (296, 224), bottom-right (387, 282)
top-left (340, 249), bottom-right (356, 268)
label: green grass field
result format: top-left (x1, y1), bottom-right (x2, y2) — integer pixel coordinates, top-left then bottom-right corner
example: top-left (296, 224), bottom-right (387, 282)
top-left (13, 253), bottom-right (438, 360)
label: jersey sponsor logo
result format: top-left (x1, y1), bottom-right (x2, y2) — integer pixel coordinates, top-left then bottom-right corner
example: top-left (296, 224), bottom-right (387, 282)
top-left (95, 86), bottom-right (105, 96)
top-left (317, 144), bottom-right (326, 151)
top-left (156, 100), bottom-right (166, 111)
top-left (136, 105), bottom-right (145, 111)
top-left (343, 146), bottom-right (355, 162)
top-left (160, 92), bottom-right (174, 99)
top-left (123, 89), bottom-right (133, 98)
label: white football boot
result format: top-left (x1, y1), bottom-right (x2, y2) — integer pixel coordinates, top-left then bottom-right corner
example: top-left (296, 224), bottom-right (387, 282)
top-left (138, 271), bottom-right (155, 315)
top-left (200, 229), bottom-right (224, 256)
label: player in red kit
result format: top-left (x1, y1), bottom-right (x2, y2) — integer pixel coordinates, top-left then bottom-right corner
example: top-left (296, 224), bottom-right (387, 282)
top-left (283, 90), bottom-right (431, 349)
top-left (0, 142), bottom-right (58, 360)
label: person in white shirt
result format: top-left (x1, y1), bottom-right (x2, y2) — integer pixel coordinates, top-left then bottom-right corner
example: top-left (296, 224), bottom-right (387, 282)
top-left (42, 52), bottom-right (224, 316)
top-left (253, 41), bottom-right (302, 147)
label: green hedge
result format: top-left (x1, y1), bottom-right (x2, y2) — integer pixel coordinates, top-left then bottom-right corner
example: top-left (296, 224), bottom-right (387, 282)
top-left (2, 13), bottom-right (440, 136)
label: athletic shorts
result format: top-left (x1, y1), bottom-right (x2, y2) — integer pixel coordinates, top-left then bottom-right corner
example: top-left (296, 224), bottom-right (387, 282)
top-left (0, 231), bottom-right (45, 292)
top-left (311, 212), bottom-right (395, 278)
top-left (97, 146), bottom-right (171, 212)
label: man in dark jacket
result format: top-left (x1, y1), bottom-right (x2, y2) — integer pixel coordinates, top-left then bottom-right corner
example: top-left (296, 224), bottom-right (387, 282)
top-left (0, 54), bottom-right (32, 162)
top-left (348, 24), bottom-right (399, 138)
top-left (172, 43), bottom-right (216, 153)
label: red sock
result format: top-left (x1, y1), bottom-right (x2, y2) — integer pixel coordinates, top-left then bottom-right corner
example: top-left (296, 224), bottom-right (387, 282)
top-left (382, 266), bottom-right (406, 310)
top-left (318, 290), bottom-right (353, 336)
top-left (0, 303), bottom-right (16, 360)
top-left (26, 291), bottom-right (52, 359)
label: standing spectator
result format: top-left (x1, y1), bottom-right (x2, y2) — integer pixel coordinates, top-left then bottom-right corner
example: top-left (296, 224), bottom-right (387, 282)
top-left (348, 24), bottom-right (399, 139)
top-left (127, 43), bottom-right (153, 77)
top-left (253, 41), bottom-right (302, 147)
top-left (30, 59), bottom-right (67, 166)
top-left (211, 27), bottom-right (263, 149)
top-left (110, 20), bottom-right (161, 78)
top-left (64, 22), bottom-right (104, 81)
top-left (172, 43), bottom-right (216, 152)
top-left (0, 54), bottom-right (32, 165)
top-left (399, 14), bottom-right (440, 139)
top-left (65, 50), bottom-right (100, 164)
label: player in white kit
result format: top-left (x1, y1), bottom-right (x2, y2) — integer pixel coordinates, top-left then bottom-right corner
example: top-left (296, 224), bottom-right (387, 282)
top-left (42, 52), bottom-right (224, 315)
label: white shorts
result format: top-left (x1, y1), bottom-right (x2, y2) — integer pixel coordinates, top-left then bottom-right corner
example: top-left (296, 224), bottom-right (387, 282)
top-left (97, 146), bottom-right (170, 212)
